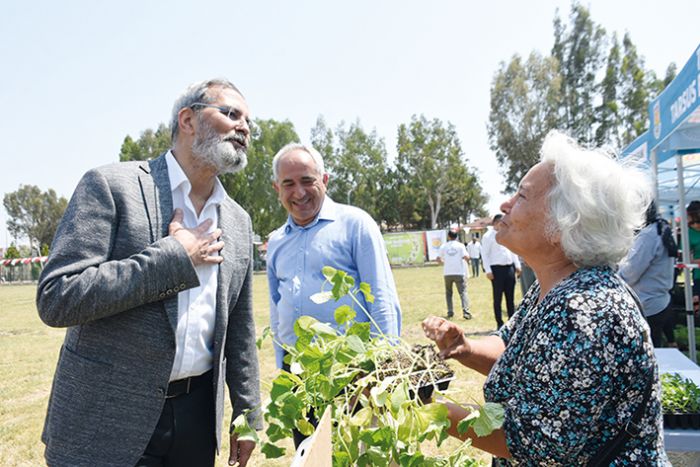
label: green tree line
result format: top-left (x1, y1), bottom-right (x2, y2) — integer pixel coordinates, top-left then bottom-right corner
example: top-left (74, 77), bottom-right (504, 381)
top-left (4, 1), bottom-right (681, 250)
top-left (117, 114), bottom-right (488, 237)
top-left (488, 1), bottom-right (677, 193)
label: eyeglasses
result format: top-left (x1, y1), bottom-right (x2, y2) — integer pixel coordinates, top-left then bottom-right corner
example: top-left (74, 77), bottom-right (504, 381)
top-left (189, 102), bottom-right (253, 129)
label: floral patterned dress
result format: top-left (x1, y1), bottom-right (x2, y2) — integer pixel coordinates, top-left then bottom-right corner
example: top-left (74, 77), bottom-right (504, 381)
top-left (484, 266), bottom-right (668, 466)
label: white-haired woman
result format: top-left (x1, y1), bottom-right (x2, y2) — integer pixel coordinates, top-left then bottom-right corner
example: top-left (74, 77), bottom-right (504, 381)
top-left (423, 131), bottom-right (667, 465)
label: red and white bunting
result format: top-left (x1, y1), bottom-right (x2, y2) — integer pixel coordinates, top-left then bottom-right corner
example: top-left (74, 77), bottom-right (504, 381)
top-left (1, 256), bottom-right (48, 267)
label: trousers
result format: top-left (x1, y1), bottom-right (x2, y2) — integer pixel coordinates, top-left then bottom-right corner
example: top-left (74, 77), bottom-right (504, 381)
top-left (491, 264), bottom-right (516, 328)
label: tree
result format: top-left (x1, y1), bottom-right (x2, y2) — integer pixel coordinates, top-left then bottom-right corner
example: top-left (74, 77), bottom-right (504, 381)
top-left (618, 33), bottom-right (653, 145)
top-left (3, 185), bottom-right (68, 253)
top-left (119, 123), bottom-right (172, 161)
top-left (440, 165), bottom-right (489, 226)
top-left (221, 118), bottom-right (300, 238)
top-left (327, 121), bottom-right (390, 221)
top-left (396, 115), bottom-right (484, 229)
top-left (4, 243), bottom-right (20, 259)
top-left (310, 116), bottom-right (336, 171)
top-left (552, 2), bottom-right (606, 144)
top-left (312, 117), bottom-right (405, 230)
top-left (595, 33), bottom-right (622, 147)
top-left (487, 52), bottom-right (563, 193)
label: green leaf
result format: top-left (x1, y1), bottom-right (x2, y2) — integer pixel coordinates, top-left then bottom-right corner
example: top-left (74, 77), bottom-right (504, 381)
top-left (472, 402), bottom-right (505, 437)
top-left (331, 270), bottom-right (352, 299)
top-left (359, 426), bottom-right (395, 452)
top-left (347, 322), bottom-right (371, 341)
top-left (359, 282), bottom-right (375, 303)
top-left (350, 406), bottom-right (374, 427)
top-left (414, 403), bottom-right (450, 442)
top-left (278, 392), bottom-right (304, 421)
top-left (310, 320), bottom-right (338, 338)
top-left (370, 385), bottom-right (388, 407)
top-left (294, 315), bottom-right (319, 339)
top-left (390, 381), bottom-right (409, 415)
top-left (322, 266), bottom-right (337, 281)
top-left (346, 334), bottom-right (367, 354)
top-left (333, 451), bottom-right (352, 467)
top-left (265, 421), bottom-right (291, 442)
top-left (271, 379), bottom-right (292, 401)
top-left (256, 326), bottom-right (271, 350)
top-left (456, 409), bottom-right (480, 435)
top-left (298, 346), bottom-right (325, 370)
top-left (232, 413), bottom-right (260, 444)
top-left (358, 447), bottom-right (391, 467)
top-left (334, 305), bottom-right (356, 325)
top-left (296, 417), bottom-right (316, 436)
top-left (261, 442), bottom-right (286, 458)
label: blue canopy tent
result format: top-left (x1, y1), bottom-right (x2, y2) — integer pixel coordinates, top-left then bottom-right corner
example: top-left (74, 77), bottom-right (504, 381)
top-left (622, 43), bottom-right (700, 362)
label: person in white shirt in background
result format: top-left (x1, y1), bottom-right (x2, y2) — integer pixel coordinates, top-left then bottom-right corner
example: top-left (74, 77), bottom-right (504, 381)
top-left (481, 214), bottom-right (521, 328)
top-left (437, 230), bottom-right (472, 319)
top-left (466, 237), bottom-right (482, 277)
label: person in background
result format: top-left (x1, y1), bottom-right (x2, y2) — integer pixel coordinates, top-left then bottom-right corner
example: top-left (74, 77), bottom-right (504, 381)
top-left (687, 201), bottom-right (700, 304)
top-left (466, 236), bottom-right (482, 277)
top-left (437, 230), bottom-right (472, 319)
top-left (266, 142), bottom-right (402, 447)
top-left (423, 130), bottom-right (667, 465)
top-left (36, 79), bottom-right (261, 467)
top-left (619, 200), bottom-right (678, 347)
top-left (481, 214), bottom-right (521, 328)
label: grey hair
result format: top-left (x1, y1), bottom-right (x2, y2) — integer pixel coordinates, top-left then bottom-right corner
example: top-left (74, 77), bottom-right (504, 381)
top-left (541, 130), bottom-right (652, 267)
top-left (271, 143), bottom-right (326, 181)
top-left (170, 78), bottom-right (242, 142)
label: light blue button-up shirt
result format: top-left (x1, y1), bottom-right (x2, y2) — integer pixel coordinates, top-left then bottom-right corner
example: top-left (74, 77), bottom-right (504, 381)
top-left (267, 196), bottom-right (402, 368)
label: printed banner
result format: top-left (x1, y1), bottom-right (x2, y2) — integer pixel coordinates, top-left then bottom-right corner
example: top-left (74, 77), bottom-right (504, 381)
top-left (425, 229), bottom-right (446, 261)
top-left (383, 232), bottom-right (426, 265)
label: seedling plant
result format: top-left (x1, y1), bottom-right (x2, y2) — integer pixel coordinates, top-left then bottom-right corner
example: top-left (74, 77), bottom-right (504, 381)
top-left (233, 266), bottom-right (504, 466)
top-left (661, 372), bottom-right (700, 414)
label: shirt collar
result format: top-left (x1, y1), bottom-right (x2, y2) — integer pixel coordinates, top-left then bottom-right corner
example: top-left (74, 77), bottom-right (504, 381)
top-left (284, 195), bottom-right (337, 233)
top-left (165, 150), bottom-right (226, 207)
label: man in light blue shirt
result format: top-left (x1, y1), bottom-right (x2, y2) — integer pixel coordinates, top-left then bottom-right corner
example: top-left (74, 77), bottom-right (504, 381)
top-left (267, 143), bottom-right (402, 370)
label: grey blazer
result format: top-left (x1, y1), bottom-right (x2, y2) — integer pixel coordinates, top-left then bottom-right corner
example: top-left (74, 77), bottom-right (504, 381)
top-left (37, 154), bottom-right (261, 467)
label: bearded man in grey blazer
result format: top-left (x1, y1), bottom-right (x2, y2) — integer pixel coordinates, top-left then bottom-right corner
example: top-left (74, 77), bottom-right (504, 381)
top-left (37, 79), bottom-right (261, 467)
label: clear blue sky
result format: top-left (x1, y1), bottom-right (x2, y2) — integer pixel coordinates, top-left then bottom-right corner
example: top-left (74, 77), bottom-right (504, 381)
top-left (1, 0), bottom-right (699, 249)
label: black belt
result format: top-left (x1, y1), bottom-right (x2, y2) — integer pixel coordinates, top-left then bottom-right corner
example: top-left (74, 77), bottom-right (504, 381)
top-left (166, 370), bottom-right (212, 399)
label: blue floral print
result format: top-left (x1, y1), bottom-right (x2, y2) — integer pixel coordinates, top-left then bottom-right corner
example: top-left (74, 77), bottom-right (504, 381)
top-left (484, 266), bottom-right (668, 466)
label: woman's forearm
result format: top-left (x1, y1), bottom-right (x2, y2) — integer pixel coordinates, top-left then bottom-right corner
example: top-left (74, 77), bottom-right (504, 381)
top-left (453, 335), bottom-right (506, 376)
top-left (445, 402), bottom-right (511, 459)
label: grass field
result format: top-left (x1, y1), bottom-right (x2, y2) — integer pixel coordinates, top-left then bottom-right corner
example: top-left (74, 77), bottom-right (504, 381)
top-left (0, 266), bottom-right (521, 466)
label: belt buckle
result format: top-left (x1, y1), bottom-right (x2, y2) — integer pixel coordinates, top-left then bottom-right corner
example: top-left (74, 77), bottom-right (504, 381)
top-left (165, 376), bottom-right (193, 399)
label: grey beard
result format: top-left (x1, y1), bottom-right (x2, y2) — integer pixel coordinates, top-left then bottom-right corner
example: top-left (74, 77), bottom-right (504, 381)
top-left (192, 124), bottom-right (248, 175)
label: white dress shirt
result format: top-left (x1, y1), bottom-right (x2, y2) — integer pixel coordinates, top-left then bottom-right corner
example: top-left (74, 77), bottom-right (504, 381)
top-left (480, 228), bottom-right (521, 274)
top-left (166, 151), bottom-right (225, 381)
top-left (466, 241), bottom-right (481, 259)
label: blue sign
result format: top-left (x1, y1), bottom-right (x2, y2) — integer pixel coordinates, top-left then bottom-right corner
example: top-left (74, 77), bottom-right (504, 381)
top-left (648, 43), bottom-right (700, 156)
top-left (621, 131), bottom-right (649, 161)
